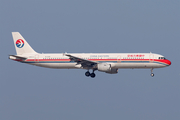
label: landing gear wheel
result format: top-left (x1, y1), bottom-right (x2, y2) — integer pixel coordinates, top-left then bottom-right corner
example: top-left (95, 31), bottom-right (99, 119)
top-left (90, 73), bottom-right (96, 78)
top-left (151, 73), bottom-right (154, 77)
top-left (150, 68), bottom-right (154, 77)
top-left (85, 71), bottom-right (90, 77)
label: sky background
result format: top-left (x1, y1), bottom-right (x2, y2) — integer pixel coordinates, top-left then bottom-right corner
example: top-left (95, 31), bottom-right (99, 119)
top-left (0, 0), bottom-right (180, 120)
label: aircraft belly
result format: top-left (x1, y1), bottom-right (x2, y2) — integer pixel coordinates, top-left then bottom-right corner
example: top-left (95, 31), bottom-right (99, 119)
top-left (115, 63), bottom-right (164, 68)
top-left (28, 62), bottom-right (166, 69)
top-left (29, 63), bottom-right (77, 69)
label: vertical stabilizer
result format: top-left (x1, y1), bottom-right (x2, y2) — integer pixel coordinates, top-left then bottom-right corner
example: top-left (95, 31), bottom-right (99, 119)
top-left (12, 32), bottom-right (37, 55)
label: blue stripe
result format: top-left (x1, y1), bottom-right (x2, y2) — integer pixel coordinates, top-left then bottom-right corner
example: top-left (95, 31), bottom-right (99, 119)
top-left (24, 60), bottom-right (168, 66)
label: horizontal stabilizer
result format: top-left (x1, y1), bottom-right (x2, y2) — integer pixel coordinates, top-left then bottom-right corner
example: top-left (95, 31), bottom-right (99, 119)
top-left (9, 55), bottom-right (27, 60)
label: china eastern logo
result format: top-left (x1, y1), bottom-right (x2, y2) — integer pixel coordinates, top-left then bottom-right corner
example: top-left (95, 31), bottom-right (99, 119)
top-left (16, 39), bottom-right (24, 48)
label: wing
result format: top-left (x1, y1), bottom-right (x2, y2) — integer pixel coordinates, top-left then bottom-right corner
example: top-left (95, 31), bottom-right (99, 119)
top-left (64, 53), bottom-right (98, 69)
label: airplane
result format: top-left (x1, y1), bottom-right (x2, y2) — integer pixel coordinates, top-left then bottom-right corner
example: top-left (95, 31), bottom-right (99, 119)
top-left (9, 32), bottom-right (171, 78)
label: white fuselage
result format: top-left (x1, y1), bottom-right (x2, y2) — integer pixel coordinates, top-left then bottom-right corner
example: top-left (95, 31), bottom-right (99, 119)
top-left (11, 53), bottom-right (171, 69)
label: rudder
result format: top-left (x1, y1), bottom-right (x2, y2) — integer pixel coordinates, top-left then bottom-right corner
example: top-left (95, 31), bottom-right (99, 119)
top-left (12, 32), bottom-right (37, 55)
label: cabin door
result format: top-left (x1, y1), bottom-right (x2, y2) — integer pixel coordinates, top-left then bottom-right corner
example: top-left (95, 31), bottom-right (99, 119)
top-left (34, 55), bottom-right (39, 63)
top-left (149, 54), bottom-right (154, 62)
top-left (117, 55), bottom-right (121, 63)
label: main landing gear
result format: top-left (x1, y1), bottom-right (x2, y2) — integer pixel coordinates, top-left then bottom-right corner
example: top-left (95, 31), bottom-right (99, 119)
top-left (151, 68), bottom-right (154, 77)
top-left (85, 71), bottom-right (96, 78)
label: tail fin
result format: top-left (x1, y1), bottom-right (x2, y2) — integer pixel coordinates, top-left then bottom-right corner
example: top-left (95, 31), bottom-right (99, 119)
top-left (12, 32), bottom-right (37, 55)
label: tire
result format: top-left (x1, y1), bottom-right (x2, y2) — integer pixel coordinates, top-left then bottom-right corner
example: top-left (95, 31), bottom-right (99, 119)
top-left (85, 71), bottom-right (90, 77)
top-left (90, 73), bottom-right (96, 78)
top-left (151, 73), bottom-right (154, 77)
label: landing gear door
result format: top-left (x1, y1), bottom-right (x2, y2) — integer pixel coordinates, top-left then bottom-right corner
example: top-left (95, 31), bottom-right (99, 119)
top-left (149, 54), bottom-right (154, 63)
top-left (34, 54), bottom-right (39, 63)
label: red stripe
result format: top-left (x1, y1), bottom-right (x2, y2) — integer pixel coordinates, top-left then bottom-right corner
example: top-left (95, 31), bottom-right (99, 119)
top-left (24, 59), bottom-right (171, 65)
top-left (154, 59), bottom-right (171, 65)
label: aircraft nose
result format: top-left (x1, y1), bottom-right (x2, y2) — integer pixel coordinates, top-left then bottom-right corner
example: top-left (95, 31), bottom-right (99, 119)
top-left (167, 59), bottom-right (171, 66)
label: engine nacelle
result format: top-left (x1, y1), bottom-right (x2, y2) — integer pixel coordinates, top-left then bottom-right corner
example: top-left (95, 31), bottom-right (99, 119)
top-left (97, 63), bottom-right (118, 74)
top-left (97, 63), bottom-right (111, 72)
top-left (105, 68), bottom-right (118, 74)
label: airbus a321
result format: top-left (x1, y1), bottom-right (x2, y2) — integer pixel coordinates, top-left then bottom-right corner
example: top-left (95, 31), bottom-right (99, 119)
top-left (9, 32), bottom-right (171, 78)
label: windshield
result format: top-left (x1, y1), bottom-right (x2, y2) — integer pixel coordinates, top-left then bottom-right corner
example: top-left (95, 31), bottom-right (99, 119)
top-left (159, 57), bottom-right (166, 60)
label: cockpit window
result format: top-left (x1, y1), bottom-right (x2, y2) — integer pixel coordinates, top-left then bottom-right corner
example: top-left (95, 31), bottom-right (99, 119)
top-left (159, 57), bottom-right (166, 59)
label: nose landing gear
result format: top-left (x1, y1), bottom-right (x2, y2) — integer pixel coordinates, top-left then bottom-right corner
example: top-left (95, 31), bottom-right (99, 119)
top-left (85, 70), bottom-right (96, 78)
top-left (151, 68), bottom-right (154, 77)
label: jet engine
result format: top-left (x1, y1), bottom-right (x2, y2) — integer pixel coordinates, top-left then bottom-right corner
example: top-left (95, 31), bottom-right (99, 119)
top-left (97, 63), bottom-right (118, 74)
top-left (106, 68), bottom-right (118, 74)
